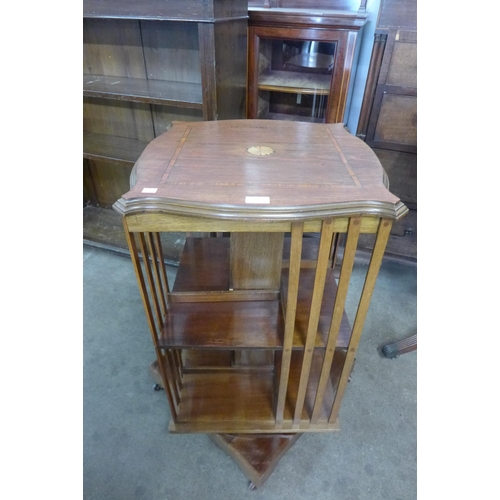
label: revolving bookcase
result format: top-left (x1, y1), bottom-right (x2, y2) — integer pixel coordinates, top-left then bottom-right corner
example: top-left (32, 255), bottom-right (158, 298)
top-left (113, 119), bottom-right (407, 487)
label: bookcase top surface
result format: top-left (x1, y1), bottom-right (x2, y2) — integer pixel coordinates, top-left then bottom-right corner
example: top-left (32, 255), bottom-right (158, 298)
top-left (114, 120), bottom-right (407, 220)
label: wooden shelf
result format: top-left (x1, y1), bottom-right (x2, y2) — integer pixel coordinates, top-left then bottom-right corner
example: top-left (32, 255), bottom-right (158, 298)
top-left (169, 350), bottom-right (345, 433)
top-left (259, 112), bottom-right (325, 123)
top-left (172, 237), bottom-right (230, 292)
top-left (281, 268), bottom-right (352, 348)
top-left (258, 70), bottom-right (331, 95)
top-left (161, 284), bottom-right (351, 349)
top-left (83, 132), bottom-right (149, 165)
top-left (160, 299), bottom-right (284, 349)
top-left (162, 237), bottom-right (352, 350)
top-left (83, 75), bottom-right (203, 108)
top-left (173, 236), bottom-right (333, 293)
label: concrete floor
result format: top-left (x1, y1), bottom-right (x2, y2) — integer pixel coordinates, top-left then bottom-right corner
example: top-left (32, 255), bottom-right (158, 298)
top-left (83, 245), bottom-right (416, 500)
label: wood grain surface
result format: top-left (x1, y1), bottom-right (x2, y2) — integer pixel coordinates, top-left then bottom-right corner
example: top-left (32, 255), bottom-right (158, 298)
top-left (114, 120), bottom-right (407, 220)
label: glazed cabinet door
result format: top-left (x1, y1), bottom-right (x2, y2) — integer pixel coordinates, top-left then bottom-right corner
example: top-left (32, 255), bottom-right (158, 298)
top-left (247, 25), bottom-right (359, 123)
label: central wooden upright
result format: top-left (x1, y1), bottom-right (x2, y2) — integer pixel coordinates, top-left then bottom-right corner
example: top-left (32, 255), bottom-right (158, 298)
top-left (113, 119), bottom-right (408, 487)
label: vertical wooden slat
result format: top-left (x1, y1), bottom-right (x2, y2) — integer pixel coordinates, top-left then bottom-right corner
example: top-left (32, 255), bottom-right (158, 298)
top-left (275, 221), bottom-right (303, 425)
top-left (311, 217), bottom-right (361, 423)
top-left (152, 232), bottom-right (183, 380)
top-left (145, 234), bottom-right (182, 399)
top-left (164, 349), bottom-right (181, 405)
top-left (159, 350), bottom-right (180, 409)
top-left (173, 348), bottom-right (183, 380)
top-left (329, 218), bottom-right (393, 423)
top-left (293, 219), bottom-right (335, 425)
top-left (123, 221), bottom-right (177, 419)
top-left (330, 232), bottom-right (341, 269)
top-left (145, 232), bottom-right (167, 318)
top-left (123, 225), bottom-right (157, 345)
top-left (138, 232), bottom-right (163, 332)
top-left (152, 233), bottom-right (171, 297)
top-left (158, 352), bottom-right (179, 419)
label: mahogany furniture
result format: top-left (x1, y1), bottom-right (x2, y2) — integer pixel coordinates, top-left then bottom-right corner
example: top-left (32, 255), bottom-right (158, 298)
top-left (113, 119), bottom-right (408, 487)
top-left (83, 0), bottom-right (248, 209)
top-left (246, 2), bottom-right (368, 123)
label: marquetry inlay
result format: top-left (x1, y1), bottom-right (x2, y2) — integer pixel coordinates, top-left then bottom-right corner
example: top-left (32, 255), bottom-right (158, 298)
top-left (246, 146), bottom-right (274, 156)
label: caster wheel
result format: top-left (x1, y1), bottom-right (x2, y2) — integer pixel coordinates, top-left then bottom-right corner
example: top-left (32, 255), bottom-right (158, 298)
top-left (153, 383), bottom-right (164, 391)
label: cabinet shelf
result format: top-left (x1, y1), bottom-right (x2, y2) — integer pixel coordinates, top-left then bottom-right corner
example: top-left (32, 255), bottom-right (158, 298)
top-left (170, 350), bottom-right (345, 433)
top-left (259, 112), bottom-right (324, 123)
top-left (258, 70), bottom-right (331, 95)
top-left (83, 75), bottom-right (203, 108)
top-left (160, 299), bottom-right (284, 349)
top-left (83, 132), bottom-right (149, 165)
top-left (161, 236), bottom-right (352, 350)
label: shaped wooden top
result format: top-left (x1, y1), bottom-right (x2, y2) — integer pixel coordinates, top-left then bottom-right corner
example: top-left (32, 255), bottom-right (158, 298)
top-left (113, 120), bottom-right (408, 221)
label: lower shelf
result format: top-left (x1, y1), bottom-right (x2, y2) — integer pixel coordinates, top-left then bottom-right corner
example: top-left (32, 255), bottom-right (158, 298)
top-left (168, 350), bottom-right (345, 434)
top-left (83, 132), bottom-right (149, 165)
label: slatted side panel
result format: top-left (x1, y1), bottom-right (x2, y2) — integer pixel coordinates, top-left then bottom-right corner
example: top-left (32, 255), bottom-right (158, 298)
top-left (123, 222), bottom-right (181, 420)
top-left (328, 218), bottom-right (393, 423)
top-left (123, 218), bottom-right (393, 432)
top-left (292, 219), bottom-right (335, 426)
top-left (278, 217), bottom-right (392, 429)
top-left (275, 221), bottom-right (304, 425)
top-left (310, 217), bottom-right (361, 423)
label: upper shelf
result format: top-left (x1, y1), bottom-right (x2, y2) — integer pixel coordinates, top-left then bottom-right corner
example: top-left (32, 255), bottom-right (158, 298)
top-left (259, 70), bottom-right (331, 95)
top-left (83, 0), bottom-right (249, 22)
top-left (83, 75), bottom-right (203, 108)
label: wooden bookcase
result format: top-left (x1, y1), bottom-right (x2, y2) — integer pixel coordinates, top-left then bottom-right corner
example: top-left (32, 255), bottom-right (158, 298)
top-left (83, 0), bottom-right (248, 208)
top-left (113, 119), bottom-right (408, 486)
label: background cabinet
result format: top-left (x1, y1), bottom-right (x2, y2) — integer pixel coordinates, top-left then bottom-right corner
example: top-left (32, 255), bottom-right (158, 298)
top-left (246, 3), bottom-right (368, 123)
top-left (357, 0), bottom-right (417, 209)
top-left (83, 0), bottom-right (248, 210)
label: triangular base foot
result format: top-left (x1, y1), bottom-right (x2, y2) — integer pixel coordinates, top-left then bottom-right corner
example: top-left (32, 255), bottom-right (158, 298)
top-left (209, 433), bottom-right (302, 489)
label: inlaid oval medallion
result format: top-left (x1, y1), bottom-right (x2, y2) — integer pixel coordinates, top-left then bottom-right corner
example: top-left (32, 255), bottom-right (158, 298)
top-left (246, 145), bottom-right (274, 156)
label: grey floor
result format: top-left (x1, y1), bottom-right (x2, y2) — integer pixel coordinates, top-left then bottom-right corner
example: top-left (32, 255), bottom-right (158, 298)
top-left (83, 245), bottom-right (416, 500)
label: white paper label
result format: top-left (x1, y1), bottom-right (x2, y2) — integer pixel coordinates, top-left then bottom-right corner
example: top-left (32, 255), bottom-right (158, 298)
top-left (141, 188), bottom-right (158, 194)
top-left (245, 196), bottom-right (270, 204)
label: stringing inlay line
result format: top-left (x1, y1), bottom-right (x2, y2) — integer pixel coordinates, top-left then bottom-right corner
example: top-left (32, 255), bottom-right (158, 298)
top-left (325, 128), bottom-right (362, 187)
top-left (160, 126), bottom-right (192, 184)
